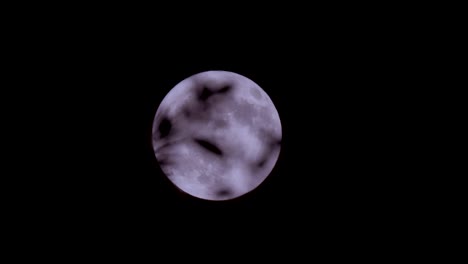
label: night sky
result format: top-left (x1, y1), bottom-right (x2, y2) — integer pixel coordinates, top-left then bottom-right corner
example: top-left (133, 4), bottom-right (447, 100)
top-left (21, 11), bottom-right (414, 256)
top-left (64, 40), bottom-right (402, 242)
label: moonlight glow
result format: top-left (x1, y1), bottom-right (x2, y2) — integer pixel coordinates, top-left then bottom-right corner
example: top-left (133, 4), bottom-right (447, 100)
top-left (152, 71), bottom-right (282, 201)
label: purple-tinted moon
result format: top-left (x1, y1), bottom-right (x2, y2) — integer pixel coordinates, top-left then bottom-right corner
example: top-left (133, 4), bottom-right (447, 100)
top-left (152, 71), bottom-right (281, 201)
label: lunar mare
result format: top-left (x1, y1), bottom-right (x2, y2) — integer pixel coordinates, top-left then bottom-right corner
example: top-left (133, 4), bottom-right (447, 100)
top-left (152, 71), bottom-right (282, 201)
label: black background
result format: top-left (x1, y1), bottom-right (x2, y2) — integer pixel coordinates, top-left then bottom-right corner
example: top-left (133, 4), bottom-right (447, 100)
top-left (16, 8), bottom-right (421, 257)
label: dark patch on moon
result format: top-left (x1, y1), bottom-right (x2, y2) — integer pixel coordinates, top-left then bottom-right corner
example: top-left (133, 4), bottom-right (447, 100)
top-left (156, 141), bottom-right (173, 152)
top-left (194, 138), bottom-right (223, 156)
top-left (158, 117), bottom-right (172, 139)
top-left (198, 86), bottom-right (215, 101)
top-left (217, 85), bottom-right (232, 94)
top-left (270, 138), bottom-right (282, 148)
top-left (216, 188), bottom-right (231, 197)
top-left (196, 85), bottom-right (232, 105)
top-left (157, 158), bottom-right (171, 167)
top-left (156, 153), bottom-right (173, 169)
top-left (256, 158), bottom-right (267, 168)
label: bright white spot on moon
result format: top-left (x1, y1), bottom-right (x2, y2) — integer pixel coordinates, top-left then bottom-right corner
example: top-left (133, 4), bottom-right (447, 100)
top-left (152, 70), bottom-right (282, 201)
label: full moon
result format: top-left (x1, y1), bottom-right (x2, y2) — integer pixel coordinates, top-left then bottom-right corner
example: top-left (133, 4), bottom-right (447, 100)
top-left (152, 71), bottom-right (282, 201)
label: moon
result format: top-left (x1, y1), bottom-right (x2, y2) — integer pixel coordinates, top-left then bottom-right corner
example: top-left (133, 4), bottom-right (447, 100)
top-left (152, 70), bottom-right (282, 201)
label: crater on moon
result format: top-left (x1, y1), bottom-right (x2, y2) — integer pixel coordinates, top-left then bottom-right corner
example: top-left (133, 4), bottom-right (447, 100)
top-left (152, 70), bottom-right (282, 201)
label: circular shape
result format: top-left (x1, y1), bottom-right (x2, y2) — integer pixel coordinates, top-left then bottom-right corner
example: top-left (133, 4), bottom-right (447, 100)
top-left (152, 71), bottom-right (282, 201)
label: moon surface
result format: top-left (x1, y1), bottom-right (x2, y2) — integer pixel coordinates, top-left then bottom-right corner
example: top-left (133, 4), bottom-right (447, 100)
top-left (152, 71), bottom-right (282, 201)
